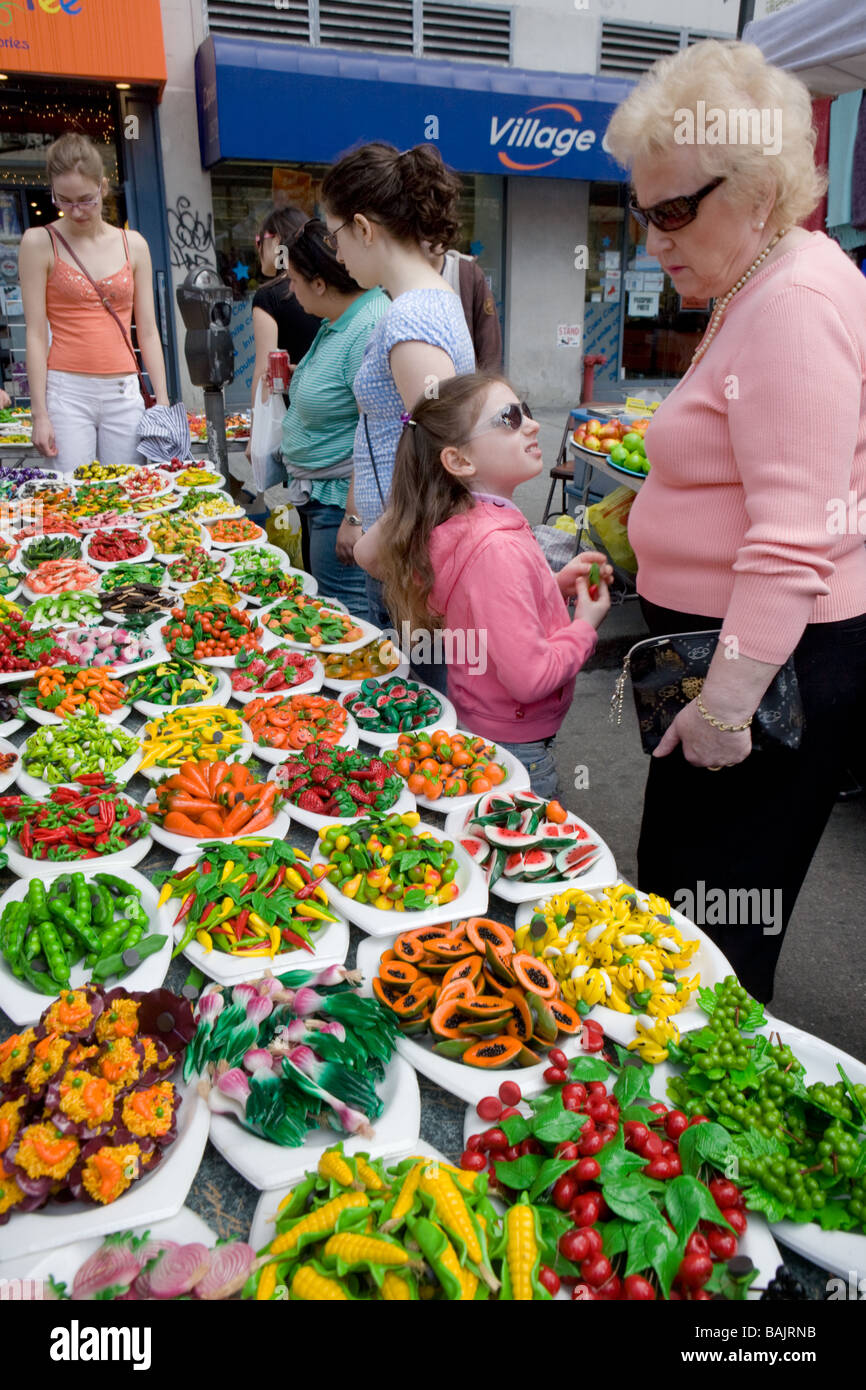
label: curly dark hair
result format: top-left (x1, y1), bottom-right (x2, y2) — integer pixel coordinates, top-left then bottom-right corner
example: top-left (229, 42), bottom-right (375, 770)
top-left (321, 142), bottom-right (462, 251)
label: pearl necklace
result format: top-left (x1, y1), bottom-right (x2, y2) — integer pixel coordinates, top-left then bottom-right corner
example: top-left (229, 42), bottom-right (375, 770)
top-left (690, 228), bottom-right (789, 366)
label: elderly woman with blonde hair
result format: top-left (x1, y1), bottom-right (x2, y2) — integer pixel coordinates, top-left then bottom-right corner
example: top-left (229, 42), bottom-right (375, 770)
top-left (606, 40), bottom-right (866, 1002)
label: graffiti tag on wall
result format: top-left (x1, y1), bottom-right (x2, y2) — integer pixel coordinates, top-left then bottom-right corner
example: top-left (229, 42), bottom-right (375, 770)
top-left (167, 195), bottom-right (215, 272)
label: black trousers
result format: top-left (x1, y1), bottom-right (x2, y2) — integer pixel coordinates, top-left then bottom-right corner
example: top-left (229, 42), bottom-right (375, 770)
top-left (636, 599), bottom-right (866, 1003)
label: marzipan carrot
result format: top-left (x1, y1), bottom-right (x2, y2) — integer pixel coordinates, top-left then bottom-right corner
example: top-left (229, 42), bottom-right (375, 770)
top-left (149, 758), bottom-right (281, 838)
top-left (163, 811), bottom-right (210, 836)
top-left (208, 760), bottom-right (230, 796)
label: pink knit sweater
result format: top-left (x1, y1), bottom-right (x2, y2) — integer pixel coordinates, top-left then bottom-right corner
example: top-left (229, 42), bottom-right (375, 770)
top-left (627, 231), bottom-right (866, 664)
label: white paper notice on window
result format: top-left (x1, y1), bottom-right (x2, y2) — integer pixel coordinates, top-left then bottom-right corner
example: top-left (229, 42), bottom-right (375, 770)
top-left (628, 291), bottom-right (659, 318)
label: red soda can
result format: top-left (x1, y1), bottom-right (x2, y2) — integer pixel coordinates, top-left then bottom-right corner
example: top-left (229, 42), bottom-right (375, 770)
top-left (268, 350), bottom-right (290, 393)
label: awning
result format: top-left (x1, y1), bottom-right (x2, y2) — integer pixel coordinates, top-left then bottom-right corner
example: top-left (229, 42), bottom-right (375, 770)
top-left (195, 36), bottom-right (632, 180)
top-left (744, 0), bottom-right (866, 94)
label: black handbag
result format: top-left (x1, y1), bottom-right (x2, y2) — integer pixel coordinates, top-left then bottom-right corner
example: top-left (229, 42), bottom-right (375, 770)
top-left (610, 630), bottom-right (804, 754)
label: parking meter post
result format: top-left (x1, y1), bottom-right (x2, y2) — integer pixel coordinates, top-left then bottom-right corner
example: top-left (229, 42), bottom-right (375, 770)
top-left (176, 267), bottom-right (235, 482)
top-left (204, 387), bottom-right (228, 480)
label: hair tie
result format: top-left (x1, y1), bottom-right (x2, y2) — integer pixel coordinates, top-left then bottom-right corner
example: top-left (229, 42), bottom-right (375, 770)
top-left (400, 412), bottom-right (416, 430)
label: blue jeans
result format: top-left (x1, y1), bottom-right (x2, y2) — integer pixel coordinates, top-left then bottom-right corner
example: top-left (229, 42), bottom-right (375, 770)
top-left (497, 737), bottom-right (560, 800)
top-left (364, 575), bottom-right (449, 698)
top-left (297, 498), bottom-right (369, 621)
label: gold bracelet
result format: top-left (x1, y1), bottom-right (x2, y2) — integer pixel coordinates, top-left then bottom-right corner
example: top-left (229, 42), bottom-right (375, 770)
top-left (696, 692), bottom-right (753, 733)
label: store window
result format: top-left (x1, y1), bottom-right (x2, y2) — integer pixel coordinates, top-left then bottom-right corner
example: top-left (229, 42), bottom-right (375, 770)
top-left (210, 160), bottom-right (505, 408)
top-left (584, 181), bottom-right (712, 387)
top-left (622, 206), bottom-right (711, 380)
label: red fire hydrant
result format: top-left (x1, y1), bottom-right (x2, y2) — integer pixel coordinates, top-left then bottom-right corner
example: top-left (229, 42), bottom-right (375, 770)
top-left (582, 353), bottom-right (607, 404)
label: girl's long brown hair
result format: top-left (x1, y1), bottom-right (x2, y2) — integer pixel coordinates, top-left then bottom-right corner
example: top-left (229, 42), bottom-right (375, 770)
top-left (380, 372), bottom-right (513, 632)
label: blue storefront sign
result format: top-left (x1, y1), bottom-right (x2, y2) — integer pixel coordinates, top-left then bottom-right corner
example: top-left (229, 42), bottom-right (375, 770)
top-left (196, 36), bottom-right (631, 182)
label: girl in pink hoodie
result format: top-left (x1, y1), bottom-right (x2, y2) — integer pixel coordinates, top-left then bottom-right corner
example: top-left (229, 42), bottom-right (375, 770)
top-left (353, 373), bottom-right (611, 796)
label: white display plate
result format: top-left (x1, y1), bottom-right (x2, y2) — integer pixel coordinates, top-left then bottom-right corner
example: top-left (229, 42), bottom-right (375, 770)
top-left (207, 523), bottom-right (267, 550)
top-left (148, 519), bottom-right (212, 560)
top-left (21, 574), bottom-right (100, 606)
top-left (12, 532), bottom-right (82, 574)
top-left (0, 1206), bottom-right (218, 1289)
top-left (144, 618), bottom-right (258, 671)
top-left (164, 552), bottom-right (230, 589)
top-left (379, 729), bottom-right (529, 815)
top-left (82, 532), bottom-right (155, 571)
top-left (444, 803), bottom-right (618, 902)
top-left (144, 792), bottom-right (292, 855)
top-left (170, 850), bottom-right (351, 984)
top-left (0, 1078), bottom-right (209, 1260)
top-left (757, 1015), bottom-right (866, 1280)
top-left (209, 1053), bottom-right (421, 1191)
top-left (346, 684), bottom-right (458, 750)
top-left (456, 1100), bottom-right (782, 1302)
top-left (513, 888), bottom-right (734, 1045)
top-left (132, 666), bottom-right (232, 719)
top-left (248, 1139), bottom-right (448, 1252)
top-left (0, 716), bottom-right (23, 737)
top-left (312, 819), bottom-right (488, 938)
top-left (132, 495), bottom-right (182, 518)
top-left (0, 866), bottom-right (174, 1026)
top-left (135, 709), bottom-right (253, 782)
top-left (17, 743), bottom-right (142, 798)
top-left (188, 500), bottom-right (246, 523)
top-left (233, 567), bottom-right (318, 607)
top-left (223, 542), bottom-right (304, 576)
top-left (271, 777), bottom-right (416, 834)
top-left (28, 601), bottom-right (105, 631)
top-left (355, 932), bottom-right (596, 1106)
top-left (3, 818), bottom-right (154, 881)
top-left (259, 600), bottom-right (380, 656)
top-left (0, 735), bottom-right (20, 792)
top-left (229, 650), bottom-right (324, 704)
top-left (249, 705), bottom-right (360, 767)
top-left (0, 579), bottom-right (21, 605)
top-left (321, 651), bottom-right (410, 694)
top-left (23, 697), bottom-right (131, 730)
top-left (60, 626), bottom-right (169, 674)
top-left (173, 470), bottom-right (227, 492)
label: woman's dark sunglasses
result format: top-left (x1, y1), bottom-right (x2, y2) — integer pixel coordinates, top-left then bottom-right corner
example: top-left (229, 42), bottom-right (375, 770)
top-left (628, 176), bottom-right (725, 232)
top-left (465, 401), bottom-right (534, 440)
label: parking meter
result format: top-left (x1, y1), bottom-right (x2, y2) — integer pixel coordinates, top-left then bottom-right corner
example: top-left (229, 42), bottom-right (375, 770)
top-left (176, 267), bottom-right (235, 477)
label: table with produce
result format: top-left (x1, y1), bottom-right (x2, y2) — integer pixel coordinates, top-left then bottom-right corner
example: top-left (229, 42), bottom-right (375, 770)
top-left (0, 463), bottom-right (861, 1307)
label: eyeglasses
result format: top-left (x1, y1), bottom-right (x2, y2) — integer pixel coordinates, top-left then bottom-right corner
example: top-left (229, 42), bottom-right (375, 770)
top-left (465, 401), bottom-right (534, 441)
top-left (628, 176), bottom-right (725, 232)
top-left (323, 218), bottom-right (353, 252)
top-left (255, 232), bottom-right (277, 249)
top-left (51, 190), bottom-right (101, 210)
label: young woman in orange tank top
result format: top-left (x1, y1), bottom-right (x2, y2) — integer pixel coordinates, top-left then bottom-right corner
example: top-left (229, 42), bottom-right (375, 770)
top-left (19, 132), bottom-right (169, 473)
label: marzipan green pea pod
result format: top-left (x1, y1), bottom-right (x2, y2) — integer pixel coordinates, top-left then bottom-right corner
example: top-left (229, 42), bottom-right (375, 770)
top-left (38, 919), bottom-right (70, 985)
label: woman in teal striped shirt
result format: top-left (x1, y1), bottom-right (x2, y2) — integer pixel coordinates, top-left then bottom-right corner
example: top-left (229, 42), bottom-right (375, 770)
top-left (281, 220), bottom-right (387, 616)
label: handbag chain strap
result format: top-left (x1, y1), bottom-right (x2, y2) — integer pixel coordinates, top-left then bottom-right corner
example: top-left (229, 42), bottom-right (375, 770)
top-left (610, 658), bottom-right (629, 727)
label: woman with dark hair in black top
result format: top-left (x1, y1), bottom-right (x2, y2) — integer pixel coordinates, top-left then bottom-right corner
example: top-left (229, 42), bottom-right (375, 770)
top-left (249, 206), bottom-right (319, 420)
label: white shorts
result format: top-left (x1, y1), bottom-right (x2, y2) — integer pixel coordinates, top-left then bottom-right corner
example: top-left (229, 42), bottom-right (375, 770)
top-left (45, 370), bottom-right (146, 474)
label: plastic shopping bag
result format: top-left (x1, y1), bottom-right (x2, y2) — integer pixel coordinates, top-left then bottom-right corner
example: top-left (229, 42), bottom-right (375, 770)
top-left (250, 378), bottom-right (287, 493)
top-left (580, 485), bottom-right (638, 574)
top-left (266, 505), bottom-right (304, 570)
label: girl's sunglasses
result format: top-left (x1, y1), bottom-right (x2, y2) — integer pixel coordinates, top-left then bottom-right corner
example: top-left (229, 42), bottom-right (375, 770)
top-left (465, 401), bottom-right (534, 440)
top-left (628, 176), bottom-right (725, 232)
